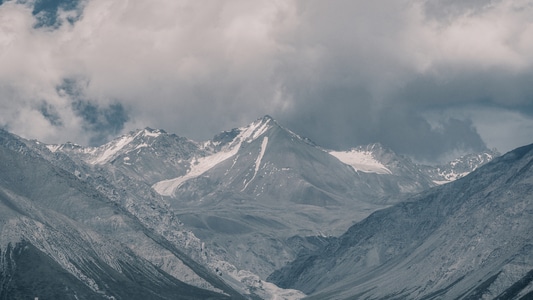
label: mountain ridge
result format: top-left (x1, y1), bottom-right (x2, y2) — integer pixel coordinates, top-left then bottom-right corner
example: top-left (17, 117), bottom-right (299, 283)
top-left (0, 128), bottom-right (240, 299)
top-left (269, 143), bottom-right (533, 299)
top-left (0, 116), bottom-right (504, 299)
top-left (40, 116), bottom-right (498, 280)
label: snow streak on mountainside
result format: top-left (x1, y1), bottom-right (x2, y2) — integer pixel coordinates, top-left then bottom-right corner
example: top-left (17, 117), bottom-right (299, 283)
top-left (270, 144), bottom-right (533, 300)
top-left (242, 136), bottom-right (268, 191)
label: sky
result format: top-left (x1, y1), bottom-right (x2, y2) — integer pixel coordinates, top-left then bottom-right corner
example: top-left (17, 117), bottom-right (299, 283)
top-left (0, 0), bottom-right (532, 162)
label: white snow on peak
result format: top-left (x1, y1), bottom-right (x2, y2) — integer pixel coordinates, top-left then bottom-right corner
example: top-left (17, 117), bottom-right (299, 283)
top-left (76, 129), bottom-right (162, 165)
top-left (152, 118), bottom-right (273, 196)
top-left (134, 143), bottom-right (149, 150)
top-left (90, 135), bottom-right (136, 164)
top-left (142, 129), bottom-right (161, 138)
top-left (242, 136), bottom-right (268, 191)
top-left (237, 117), bottom-right (272, 144)
top-left (46, 144), bottom-right (61, 153)
top-left (329, 149), bottom-right (392, 175)
top-left (252, 121), bottom-right (270, 140)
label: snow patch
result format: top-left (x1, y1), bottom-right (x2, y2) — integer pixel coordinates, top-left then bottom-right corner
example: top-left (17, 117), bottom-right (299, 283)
top-left (433, 180), bottom-right (451, 185)
top-left (90, 135), bottom-right (135, 164)
top-left (329, 150), bottom-right (392, 174)
top-left (143, 129), bottom-right (161, 138)
top-left (242, 137), bottom-right (268, 191)
top-left (238, 119), bottom-right (270, 143)
top-left (134, 143), bottom-right (149, 150)
top-left (46, 144), bottom-right (61, 153)
top-left (438, 170), bottom-right (469, 182)
top-left (252, 122), bottom-right (270, 140)
top-left (153, 146), bottom-right (240, 196)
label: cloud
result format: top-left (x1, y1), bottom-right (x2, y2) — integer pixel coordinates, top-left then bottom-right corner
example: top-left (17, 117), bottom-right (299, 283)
top-left (58, 78), bottom-right (129, 145)
top-left (273, 0), bottom-right (533, 159)
top-left (0, 0), bottom-right (532, 160)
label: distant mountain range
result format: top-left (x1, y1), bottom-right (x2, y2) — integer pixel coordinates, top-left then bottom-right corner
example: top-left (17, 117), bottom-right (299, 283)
top-left (0, 115), bottom-right (512, 299)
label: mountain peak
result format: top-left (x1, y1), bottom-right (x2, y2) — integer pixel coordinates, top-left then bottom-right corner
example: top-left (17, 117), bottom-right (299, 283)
top-left (210, 115), bottom-right (276, 149)
top-left (248, 114), bottom-right (277, 128)
top-left (260, 114), bottom-right (275, 123)
top-left (140, 127), bottom-right (166, 138)
top-left (423, 148), bottom-right (502, 184)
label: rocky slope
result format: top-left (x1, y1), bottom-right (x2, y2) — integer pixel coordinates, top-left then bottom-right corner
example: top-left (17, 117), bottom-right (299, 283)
top-left (269, 144), bottom-right (533, 299)
top-left (0, 129), bottom-right (241, 299)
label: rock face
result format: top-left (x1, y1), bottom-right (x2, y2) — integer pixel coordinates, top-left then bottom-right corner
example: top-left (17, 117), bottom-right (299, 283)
top-left (0, 129), bottom-right (240, 300)
top-left (269, 144), bottom-right (533, 300)
top-left (0, 116), bottom-right (500, 299)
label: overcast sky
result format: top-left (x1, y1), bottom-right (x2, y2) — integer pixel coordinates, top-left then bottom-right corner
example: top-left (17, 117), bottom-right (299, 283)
top-left (1, 0), bottom-right (532, 162)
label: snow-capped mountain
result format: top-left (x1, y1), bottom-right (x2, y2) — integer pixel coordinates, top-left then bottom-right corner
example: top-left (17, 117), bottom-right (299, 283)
top-left (329, 143), bottom-right (499, 189)
top-left (147, 117), bottom-right (465, 278)
top-left (54, 116), bottom-right (493, 280)
top-left (0, 115), bottom-right (500, 299)
top-left (328, 143), bottom-right (441, 197)
top-left (421, 149), bottom-right (500, 183)
top-left (269, 144), bottom-right (533, 299)
top-left (0, 129), bottom-right (240, 299)
top-left (47, 127), bottom-right (206, 184)
top-left (153, 117), bottom-right (275, 197)
top-left (9, 123), bottom-right (307, 299)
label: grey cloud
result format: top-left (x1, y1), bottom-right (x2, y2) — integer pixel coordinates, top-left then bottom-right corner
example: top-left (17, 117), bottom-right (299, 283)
top-left (396, 69), bottom-right (533, 109)
top-left (59, 79), bottom-right (129, 145)
top-left (38, 101), bottom-right (63, 127)
top-left (423, 0), bottom-right (501, 21)
top-left (278, 86), bottom-right (488, 162)
top-left (374, 114), bottom-right (487, 163)
top-left (73, 100), bottom-right (129, 146)
top-left (0, 0), bottom-right (532, 162)
top-left (271, 0), bottom-right (492, 160)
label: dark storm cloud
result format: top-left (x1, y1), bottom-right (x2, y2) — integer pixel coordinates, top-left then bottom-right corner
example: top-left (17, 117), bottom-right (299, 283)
top-left (423, 0), bottom-right (501, 21)
top-left (72, 100), bottom-right (129, 146)
top-left (373, 112), bottom-right (487, 162)
top-left (59, 79), bottom-right (129, 145)
top-left (270, 0), bottom-right (494, 160)
top-left (402, 71), bottom-right (533, 113)
top-left (272, 0), bottom-right (533, 160)
top-left (0, 0), bottom-right (532, 161)
top-left (277, 83), bottom-right (489, 161)
top-left (38, 101), bottom-right (63, 127)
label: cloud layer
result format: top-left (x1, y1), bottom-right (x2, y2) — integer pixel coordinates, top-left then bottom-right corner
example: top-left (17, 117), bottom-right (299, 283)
top-left (1, 0), bottom-right (532, 161)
